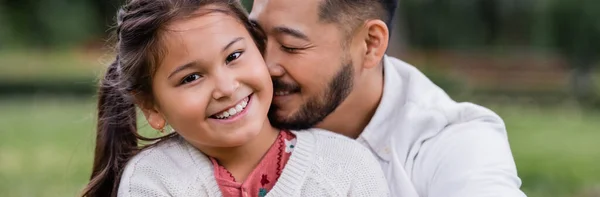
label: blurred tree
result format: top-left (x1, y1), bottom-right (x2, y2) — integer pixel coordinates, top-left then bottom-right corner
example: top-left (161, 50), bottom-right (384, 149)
top-left (0, 3), bottom-right (9, 49)
top-left (549, 0), bottom-right (600, 107)
top-left (1, 0), bottom-right (49, 47)
top-left (0, 0), bottom-right (99, 48)
top-left (478, 0), bottom-right (499, 46)
top-left (400, 0), bottom-right (515, 50)
top-left (90, 0), bottom-right (123, 34)
top-left (0, 0), bottom-right (252, 48)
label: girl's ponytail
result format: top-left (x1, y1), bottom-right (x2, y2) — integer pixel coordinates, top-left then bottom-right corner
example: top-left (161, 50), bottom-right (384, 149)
top-left (82, 56), bottom-right (138, 197)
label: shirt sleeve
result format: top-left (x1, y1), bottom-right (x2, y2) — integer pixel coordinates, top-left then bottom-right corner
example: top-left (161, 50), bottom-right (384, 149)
top-left (417, 120), bottom-right (527, 197)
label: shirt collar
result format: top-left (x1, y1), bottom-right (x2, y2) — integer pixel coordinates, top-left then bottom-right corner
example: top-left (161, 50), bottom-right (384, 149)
top-left (359, 55), bottom-right (406, 161)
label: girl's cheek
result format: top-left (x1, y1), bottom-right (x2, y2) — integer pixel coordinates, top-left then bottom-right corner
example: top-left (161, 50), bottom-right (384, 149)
top-left (249, 65), bottom-right (270, 87)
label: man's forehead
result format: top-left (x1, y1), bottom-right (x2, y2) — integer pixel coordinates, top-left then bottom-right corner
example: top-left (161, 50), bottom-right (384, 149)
top-left (249, 0), bottom-right (351, 46)
top-left (249, 0), bottom-right (321, 24)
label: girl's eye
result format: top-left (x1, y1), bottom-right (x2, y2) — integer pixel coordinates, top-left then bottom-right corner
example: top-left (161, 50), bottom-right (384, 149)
top-left (225, 51), bottom-right (243, 64)
top-left (181, 73), bottom-right (202, 85)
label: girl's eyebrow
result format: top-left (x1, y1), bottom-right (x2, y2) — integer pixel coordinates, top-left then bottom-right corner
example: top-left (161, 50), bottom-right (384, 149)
top-left (168, 61), bottom-right (196, 79)
top-left (222, 37), bottom-right (244, 52)
top-left (168, 37), bottom-right (245, 79)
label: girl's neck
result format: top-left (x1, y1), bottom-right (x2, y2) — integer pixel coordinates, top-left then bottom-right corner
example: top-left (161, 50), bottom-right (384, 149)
top-left (201, 121), bottom-right (279, 181)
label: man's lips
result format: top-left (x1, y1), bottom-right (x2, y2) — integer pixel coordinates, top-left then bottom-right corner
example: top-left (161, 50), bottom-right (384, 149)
top-left (273, 89), bottom-right (300, 96)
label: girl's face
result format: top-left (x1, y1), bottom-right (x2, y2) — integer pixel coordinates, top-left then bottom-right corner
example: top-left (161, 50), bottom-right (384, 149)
top-left (144, 8), bottom-right (273, 148)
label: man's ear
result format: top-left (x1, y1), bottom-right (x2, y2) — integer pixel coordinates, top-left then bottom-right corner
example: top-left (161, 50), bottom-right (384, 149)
top-left (361, 20), bottom-right (389, 69)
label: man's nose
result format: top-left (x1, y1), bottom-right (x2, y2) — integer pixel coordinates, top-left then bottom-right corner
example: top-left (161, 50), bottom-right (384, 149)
top-left (264, 43), bottom-right (286, 77)
top-left (268, 62), bottom-right (286, 77)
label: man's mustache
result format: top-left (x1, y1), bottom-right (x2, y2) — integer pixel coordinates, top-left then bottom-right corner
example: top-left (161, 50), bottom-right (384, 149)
top-left (272, 78), bottom-right (300, 92)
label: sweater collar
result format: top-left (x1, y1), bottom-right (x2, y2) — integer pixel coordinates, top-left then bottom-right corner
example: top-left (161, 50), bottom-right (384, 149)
top-left (266, 130), bottom-right (316, 196)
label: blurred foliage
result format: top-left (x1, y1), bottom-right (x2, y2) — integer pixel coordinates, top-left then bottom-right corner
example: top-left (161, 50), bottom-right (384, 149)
top-left (399, 0), bottom-right (600, 53)
top-left (0, 0), bottom-right (116, 49)
top-left (398, 0), bottom-right (600, 107)
top-left (0, 0), bottom-right (597, 103)
top-left (0, 0), bottom-right (251, 49)
top-left (0, 0), bottom-right (597, 54)
top-left (419, 66), bottom-right (467, 97)
top-left (0, 50), bottom-right (105, 95)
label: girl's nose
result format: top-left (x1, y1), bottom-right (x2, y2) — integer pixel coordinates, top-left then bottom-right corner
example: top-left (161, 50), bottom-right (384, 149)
top-left (212, 73), bottom-right (240, 100)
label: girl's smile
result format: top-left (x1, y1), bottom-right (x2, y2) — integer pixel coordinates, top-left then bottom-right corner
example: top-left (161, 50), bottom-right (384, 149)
top-left (209, 93), bottom-right (253, 124)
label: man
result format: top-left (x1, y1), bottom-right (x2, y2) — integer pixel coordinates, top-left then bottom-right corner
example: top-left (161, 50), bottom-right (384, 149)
top-left (249, 0), bottom-right (527, 196)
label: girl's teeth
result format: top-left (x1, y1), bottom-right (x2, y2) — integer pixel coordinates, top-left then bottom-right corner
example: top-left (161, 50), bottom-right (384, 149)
top-left (214, 96), bottom-right (250, 119)
top-left (228, 108), bottom-right (237, 115)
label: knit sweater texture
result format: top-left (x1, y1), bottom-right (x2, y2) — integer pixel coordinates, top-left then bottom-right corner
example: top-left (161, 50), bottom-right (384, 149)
top-left (117, 129), bottom-right (390, 197)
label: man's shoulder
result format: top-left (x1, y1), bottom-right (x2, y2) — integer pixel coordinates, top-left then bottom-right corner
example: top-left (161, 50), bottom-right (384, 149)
top-left (432, 102), bottom-right (507, 142)
top-left (412, 107), bottom-right (513, 175)
top-left (411, 110), bottom-right (524, 197)
top-left (426, 115), bottom-right (507, 150)
top-left (293, 129), bottom-right (376, 162)
top-left (381, 55), bottom-right (508, 147)
top-left (383, 55), bottom-right (422, 75)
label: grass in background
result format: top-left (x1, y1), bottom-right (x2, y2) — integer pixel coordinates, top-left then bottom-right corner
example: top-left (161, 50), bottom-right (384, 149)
top-left (0, 97), bottom-right (96, 197)
top-left (488, 103), bottom-right (600, 197)
top-left (0, 50), bottom-right (106, 83)
top-left (0, 98), bottom-right (599, 197)
top-left (0, 97), bottom-right (157, 197)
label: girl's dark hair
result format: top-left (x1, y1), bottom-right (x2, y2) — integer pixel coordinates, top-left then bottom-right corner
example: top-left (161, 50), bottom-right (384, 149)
top-left (81, 0), bottom-right (264, 196)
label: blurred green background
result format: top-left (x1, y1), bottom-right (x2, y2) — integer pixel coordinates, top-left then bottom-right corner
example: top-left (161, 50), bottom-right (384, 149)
top-left (0, 0), bottom-right (599, 197)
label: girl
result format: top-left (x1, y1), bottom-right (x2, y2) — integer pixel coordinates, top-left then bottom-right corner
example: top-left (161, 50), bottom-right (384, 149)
top-left (82, 0), bottom-right (389, 196)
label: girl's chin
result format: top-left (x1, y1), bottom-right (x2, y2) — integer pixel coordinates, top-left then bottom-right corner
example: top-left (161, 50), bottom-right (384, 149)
top-left (214, 130), bottom-right (262, 147)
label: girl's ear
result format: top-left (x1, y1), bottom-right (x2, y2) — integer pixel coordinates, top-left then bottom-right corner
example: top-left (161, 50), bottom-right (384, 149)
top-left (135, 94), bottom-right (166, 131)
top-left (143, 108), bottom-right (166, 131)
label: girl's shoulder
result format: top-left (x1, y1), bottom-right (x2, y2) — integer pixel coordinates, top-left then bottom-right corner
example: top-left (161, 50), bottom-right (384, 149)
top-left (118, 136), bottom-right (219, 196)
top-left (125, 136), bottom-right (198, 171)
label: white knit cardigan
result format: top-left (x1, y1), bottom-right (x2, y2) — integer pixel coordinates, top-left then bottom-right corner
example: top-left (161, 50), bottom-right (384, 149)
top-left (117, 129), bottom-right (390, 197)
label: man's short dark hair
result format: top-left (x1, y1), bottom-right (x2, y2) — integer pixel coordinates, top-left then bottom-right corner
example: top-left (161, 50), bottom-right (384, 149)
top-left (318, 0), bottom-right (398, 35)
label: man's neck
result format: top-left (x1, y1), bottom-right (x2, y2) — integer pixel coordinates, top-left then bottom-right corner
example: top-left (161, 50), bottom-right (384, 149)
top-left (316, 65), bottom-right (384, 139)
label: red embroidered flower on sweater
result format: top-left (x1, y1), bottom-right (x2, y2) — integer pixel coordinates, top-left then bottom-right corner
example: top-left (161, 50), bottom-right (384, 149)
top-left (260, 174), bottom-right (270, 186)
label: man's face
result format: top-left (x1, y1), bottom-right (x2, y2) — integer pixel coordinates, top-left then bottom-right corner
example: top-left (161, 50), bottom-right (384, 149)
top-left (249, 0), bottom-right (357, 130)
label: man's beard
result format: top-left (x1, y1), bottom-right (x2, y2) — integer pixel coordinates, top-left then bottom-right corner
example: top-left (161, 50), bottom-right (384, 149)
top-left (268, 59), bottom-right (354, 130)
